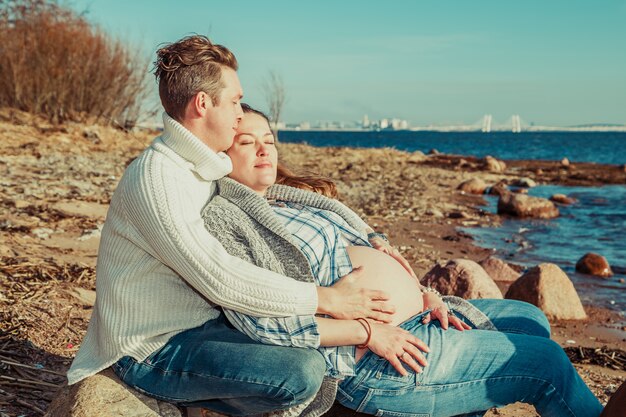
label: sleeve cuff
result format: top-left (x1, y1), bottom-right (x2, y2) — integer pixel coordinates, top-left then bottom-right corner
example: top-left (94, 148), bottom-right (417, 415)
top-left (293, 282), bottom-right (318, 315)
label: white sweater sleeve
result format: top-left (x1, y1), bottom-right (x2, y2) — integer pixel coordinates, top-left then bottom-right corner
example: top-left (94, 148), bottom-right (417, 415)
top-left (122, 153), bottom-right (318, 317)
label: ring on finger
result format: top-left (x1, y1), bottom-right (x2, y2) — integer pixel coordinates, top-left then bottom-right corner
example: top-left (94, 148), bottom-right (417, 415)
top-left (398, 352), bottom-right (407, 361)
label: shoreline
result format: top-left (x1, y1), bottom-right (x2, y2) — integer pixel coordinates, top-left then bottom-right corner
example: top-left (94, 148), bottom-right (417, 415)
top-left (0, 115), bottom-right (624, 416)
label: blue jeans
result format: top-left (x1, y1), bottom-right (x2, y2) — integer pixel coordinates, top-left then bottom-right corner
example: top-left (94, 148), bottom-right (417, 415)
top-left (112, 314), bottom-right (326, 416)
top-left (337, 299), bottom-right (602, 417)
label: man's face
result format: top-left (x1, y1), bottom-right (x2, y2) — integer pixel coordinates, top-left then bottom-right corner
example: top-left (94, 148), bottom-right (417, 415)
top-left (203, 67), bottom-right (244, 152)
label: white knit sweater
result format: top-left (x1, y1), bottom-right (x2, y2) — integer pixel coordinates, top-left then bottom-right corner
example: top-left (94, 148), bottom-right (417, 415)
top-left (67, 113), bottom-right (318, 385)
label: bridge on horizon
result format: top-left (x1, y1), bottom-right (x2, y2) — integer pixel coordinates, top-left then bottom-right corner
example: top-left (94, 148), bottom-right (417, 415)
top-left (474, 114), bottom-right (527, 133)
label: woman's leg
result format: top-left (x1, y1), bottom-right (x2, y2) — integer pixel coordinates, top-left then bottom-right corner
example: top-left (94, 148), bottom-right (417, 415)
top-left (338, 319), bottom-right (602, 417)
top-left (467, 298), bottom-right (551, 338)
top-left (112, 315), bottom-right (325, 416)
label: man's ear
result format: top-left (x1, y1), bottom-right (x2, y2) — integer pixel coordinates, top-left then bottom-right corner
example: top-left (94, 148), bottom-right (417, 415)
top-left (189, 91), bottom-right (210, 117)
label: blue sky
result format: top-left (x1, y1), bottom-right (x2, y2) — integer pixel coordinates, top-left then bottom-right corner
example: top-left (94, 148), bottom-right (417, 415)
top-left (71, 0), bottom-right (626, 126)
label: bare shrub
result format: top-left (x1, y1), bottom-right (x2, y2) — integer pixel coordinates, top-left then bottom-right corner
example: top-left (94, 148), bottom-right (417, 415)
top-left (0, 0), bottom-right (152, 126)
top-left (262, 70), bottom-right (286, 138)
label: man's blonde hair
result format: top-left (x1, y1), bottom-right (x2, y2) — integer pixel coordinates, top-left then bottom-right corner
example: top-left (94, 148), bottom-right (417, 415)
top-left (154, 35), bottom-right (238, 121)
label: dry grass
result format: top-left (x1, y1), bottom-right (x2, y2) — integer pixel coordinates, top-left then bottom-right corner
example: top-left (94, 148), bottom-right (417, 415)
top-left (0, 0), bottom-right (152, 127)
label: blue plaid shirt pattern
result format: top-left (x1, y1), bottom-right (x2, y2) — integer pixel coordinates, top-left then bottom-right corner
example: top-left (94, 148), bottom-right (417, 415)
top-left (224, 200), bottom-right (370, 379)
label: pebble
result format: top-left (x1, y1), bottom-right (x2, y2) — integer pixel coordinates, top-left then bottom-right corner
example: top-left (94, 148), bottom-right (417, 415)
top-left (32, 227), bottom-right (54, 239)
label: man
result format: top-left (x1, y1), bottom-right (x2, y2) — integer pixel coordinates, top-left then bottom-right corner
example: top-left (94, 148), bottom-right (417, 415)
top-left (67, 35), bottom-right (392, 416)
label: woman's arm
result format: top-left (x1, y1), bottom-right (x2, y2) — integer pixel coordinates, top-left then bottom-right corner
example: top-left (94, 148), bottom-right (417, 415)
top-left (318, 318), bottom-right (430, 376)
top-left (224, 308), bottom-right (428, 376)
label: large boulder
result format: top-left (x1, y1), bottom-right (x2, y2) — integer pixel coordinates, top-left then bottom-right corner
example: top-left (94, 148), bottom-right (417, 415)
top-left (422, 259), bottom-right (503, 299)
top-left (497, 192), bottom-right (559, 219)
top-left (505, 263), bottom-right (587, 320)
top-left (576, 253), bottom-right (613, 278)
top-left (457, 178), bottom-right (487, 195)
top-left (45, 369), bottom-right (182, 417)
top-left (478, 257), bottom-right (522, 282)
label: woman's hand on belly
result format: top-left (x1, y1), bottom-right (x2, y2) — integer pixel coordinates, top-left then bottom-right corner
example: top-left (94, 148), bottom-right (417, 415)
top-left (367, 321), bottom-right (430, 377)
top-left (422, 292), bottom-right (472, 331)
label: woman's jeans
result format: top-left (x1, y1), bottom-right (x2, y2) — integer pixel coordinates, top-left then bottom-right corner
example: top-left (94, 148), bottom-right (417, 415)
top-left (112, 313), bottom-right (325, 416)
top-left (337, 299), bottom-right (603, 417)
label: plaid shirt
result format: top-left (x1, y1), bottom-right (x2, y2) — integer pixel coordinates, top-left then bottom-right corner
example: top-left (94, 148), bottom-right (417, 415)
top-left (224, 200), bottom-right (370, 379)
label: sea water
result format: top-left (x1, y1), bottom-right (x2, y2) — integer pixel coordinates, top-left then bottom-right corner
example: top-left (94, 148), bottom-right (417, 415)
top-left (462, 185), bottom-right (626, 315)
top-left (280, 130), bottom-right (626, 315)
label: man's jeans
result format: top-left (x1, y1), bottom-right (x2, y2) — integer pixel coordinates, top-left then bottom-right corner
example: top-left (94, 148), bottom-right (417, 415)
top-left (112, 314), bottom-right (325, 416)
top-left (337, 299), bottom-right (603, 417)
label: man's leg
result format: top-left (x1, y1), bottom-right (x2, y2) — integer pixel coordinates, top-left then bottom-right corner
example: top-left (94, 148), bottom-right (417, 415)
top-left (113, 315), bottom-right (325, 416)
top-left (468, 298), bottom-right (551, 338)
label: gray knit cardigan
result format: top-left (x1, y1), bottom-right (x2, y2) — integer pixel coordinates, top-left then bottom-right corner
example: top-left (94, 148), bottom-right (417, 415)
top-left (201, 177), bottom-right (495, 417)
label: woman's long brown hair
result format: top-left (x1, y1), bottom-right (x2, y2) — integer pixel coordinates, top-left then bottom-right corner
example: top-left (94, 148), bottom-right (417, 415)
top-left (276, 163), bottom-right (338, 199)
top-left (241, 103), bottom-right (338, 199)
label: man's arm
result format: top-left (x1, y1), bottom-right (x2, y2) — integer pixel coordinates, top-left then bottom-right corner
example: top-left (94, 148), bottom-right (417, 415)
top-left (123, 154), bottom-right (317, 317)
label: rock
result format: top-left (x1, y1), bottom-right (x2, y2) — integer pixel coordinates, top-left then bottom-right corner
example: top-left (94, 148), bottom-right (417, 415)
top-left (428, 148), bottom-right (440, 155)
top-left (422, 259), bottom-right (503, 299)
top-left (561, 157), bottom-right (570, 167)
top-left (78, 225), bottom-right (103, 241)
top-left (497, 192), bottom-right (559, 219)
top-left (622, 164), bottom-right (626, 173)
top-left (447, 211), bottom-right (470, 219)
top-left (65, 287), bottom-right (97, 307)
top-left (511, 177), bottom-right (537, 188)
top-left (479, 257), bottom-right (521, 282)
top-left (82, 127), bottom-right (101, 143)
top-left (457, 178), bottom-right (487, 195)
top-left (549, 194), bottom-right (576, 205)
top-left (505, 263), bottom-right (587, 320)
top-left (45, 369), bottom-right (182, 417)
top-left (487, 180), bottom-right (509, 197)
top-left (32, 227), bottom-right (54, 239)
top-left (575, 253), bottom-right (613, 278)
top-left (601, 380), bottom-right (626, 417)
top-left (483, 156), bottom-right (506, 173)
top-left (425, 208), bottom-right (445, 218)
top-left (407, 151), bottom-right (426, 163)
top-left (14, 199), bottom-right (30, 209)
top-left (514, 188), bottom-right (529, 194)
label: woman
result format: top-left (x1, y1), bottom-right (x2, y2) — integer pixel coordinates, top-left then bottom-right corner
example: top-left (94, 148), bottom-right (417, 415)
top-left (202, 104), bottom-right (603, 417)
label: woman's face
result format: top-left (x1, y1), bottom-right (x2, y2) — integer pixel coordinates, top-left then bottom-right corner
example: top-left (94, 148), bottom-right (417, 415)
top-left (226, 112), bottom-right (278, 194)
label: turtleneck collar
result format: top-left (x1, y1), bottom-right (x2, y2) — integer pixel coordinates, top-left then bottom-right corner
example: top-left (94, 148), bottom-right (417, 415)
top-left (159, 112), bottom-right (233, 181)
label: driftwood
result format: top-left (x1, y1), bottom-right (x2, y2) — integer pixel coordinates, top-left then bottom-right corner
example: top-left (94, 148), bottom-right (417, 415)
top-left (565, 346), bottom-right (626, 371)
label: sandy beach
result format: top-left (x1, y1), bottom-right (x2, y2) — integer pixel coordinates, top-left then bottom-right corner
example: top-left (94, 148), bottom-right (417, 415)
top-left (0, 110), bottom-right (624, 416)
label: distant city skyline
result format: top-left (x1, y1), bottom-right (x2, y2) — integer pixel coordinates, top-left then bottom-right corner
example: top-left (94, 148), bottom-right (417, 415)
top-left (71, 0), bottom-right (626, 126)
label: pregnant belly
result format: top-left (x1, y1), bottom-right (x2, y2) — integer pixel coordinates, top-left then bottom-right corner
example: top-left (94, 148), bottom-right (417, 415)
top-left (346, 245), bottom-right (423, 325)
top-left (346, 246), bottom-right (424, 361)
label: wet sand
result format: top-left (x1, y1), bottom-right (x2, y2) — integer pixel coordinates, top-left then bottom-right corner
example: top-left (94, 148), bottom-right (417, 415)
top-left (0, 110), bottom-right (623, 416)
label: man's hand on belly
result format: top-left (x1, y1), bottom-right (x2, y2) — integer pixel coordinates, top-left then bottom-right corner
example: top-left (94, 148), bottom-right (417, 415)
top-left (317, 266), bottom-right (396, 322)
